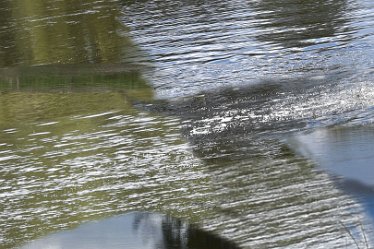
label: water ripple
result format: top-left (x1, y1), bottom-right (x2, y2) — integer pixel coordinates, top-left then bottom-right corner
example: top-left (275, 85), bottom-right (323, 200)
top-left (1, 0), bottom-right (374, 248)
top-left (122, 0), bottom-right (374, 98)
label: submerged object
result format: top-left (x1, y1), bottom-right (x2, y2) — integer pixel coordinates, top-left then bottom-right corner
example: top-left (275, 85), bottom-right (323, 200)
top-left (18, 212), bottom-right (240, 249)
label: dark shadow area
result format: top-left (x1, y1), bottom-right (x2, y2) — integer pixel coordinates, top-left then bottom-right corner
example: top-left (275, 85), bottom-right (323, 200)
top-left (248, 0), bottom-right (352, 49)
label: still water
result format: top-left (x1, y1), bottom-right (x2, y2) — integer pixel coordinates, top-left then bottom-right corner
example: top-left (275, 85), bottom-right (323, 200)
top-left (0, 0), bottom-right (374, 248)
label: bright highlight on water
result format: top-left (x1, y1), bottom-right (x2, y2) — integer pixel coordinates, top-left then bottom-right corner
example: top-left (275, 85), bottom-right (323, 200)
top-left (0, 0), bottom-right (374, 248)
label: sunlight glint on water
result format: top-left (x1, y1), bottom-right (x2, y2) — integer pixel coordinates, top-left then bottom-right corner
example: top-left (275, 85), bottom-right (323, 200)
top-left (0, 0), bottom-right (374, 248)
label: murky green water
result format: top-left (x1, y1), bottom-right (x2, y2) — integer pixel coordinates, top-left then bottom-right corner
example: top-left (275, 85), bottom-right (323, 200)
top-left (1, 0), bottom-right (374, 248)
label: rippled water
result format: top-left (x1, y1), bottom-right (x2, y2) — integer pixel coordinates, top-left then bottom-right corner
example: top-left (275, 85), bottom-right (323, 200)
top-left (1, 0), bottom-right (374, 248)
top-left (123, 0), bottom-right (374, 98)
top-left (19, 212), bottom-right (241, 249)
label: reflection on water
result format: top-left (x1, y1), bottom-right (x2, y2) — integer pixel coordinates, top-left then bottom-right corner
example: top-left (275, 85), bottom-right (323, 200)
top-left (0, 0), bottom-right (374, 248)
top-left (0, 0), bottom-right (142, 66)
top-left (0, 65), bottom-right (152, 101)
top-left (0, 0), bottom-right (150, 95)
top-left (1, 87), bottom-right (370, 248)
top-left (288, 125), bottom-right (374, 226)
top-left (0, 92), bottom-right (205, 249)
top-left (249, 0), bottom-right (352, 50)
top-left (289, 125), bottom-right (374, 187)
top-left (122, 0), bottom-right (374, 98)
top-left (153, 81), bottom-right (374, 248)
top-left (19, 212), bottom-right (240, 249)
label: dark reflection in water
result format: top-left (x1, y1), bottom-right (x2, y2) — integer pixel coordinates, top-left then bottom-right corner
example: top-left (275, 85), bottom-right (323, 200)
top-left (19, 212), bottom-right (240, 249)
top-left (122, 0), bottom-right (373, 98)
top-left (0, 1), bottom-right (16, 67)
top-left (0, 0), bottom-right (154, 129)
top-left (133, 213), bottom-right (240, 249)
top-left (249, 0), bottom-right (352, 50)
top-left (0, 64), bottom-right (152, 99)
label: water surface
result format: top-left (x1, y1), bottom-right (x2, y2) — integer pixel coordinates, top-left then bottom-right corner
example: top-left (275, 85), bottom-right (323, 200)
top-left (19, 212), bottom-right (240, 249)
top-left (1, 0), bottom-right (374, 248)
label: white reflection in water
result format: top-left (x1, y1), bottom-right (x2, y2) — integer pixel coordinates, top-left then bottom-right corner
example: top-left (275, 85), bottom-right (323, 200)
top-left (288, 124), bottom-right (374, 244)
top-left (19, 214), bottom-right (155, 249)
top-left (289, 126), bottom-right (374, 187)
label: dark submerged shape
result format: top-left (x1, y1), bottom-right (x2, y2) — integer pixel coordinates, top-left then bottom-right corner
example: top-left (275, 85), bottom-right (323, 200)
top-left (19, 212), bottom-right (241, 249)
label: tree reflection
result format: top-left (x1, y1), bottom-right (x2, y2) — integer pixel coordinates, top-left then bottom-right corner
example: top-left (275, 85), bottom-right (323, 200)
top-left (0, 0), bottom-right (17, 67)
top-left (248, 0), bottom-right (352, 49)
top-left (0, 0), bottom-right (141, 66)
top-left (0, 0), bottom-right (152, 96)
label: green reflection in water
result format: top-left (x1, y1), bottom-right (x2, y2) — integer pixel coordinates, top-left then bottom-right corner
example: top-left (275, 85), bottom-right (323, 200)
top-left (0, 1), bottom-right (172, 248)
top-left (0, 0), bottom-right (139, 66)
top-left (0, 0), bottom-right (154, 131)
top-left (0, 90), bottom-right (207, 249)
top-left (0, 0), bottom-right (150, 96)
top-left (0, 76), bottom-right (204, 249)
top-left (0, 66), bottom-right (153, 124)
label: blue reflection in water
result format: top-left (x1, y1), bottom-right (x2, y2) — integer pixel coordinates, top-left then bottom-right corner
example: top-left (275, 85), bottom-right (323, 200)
top-left (19, 212), bottom-right (241, 249)
top-left (288, 125), bottom-right (374, 225)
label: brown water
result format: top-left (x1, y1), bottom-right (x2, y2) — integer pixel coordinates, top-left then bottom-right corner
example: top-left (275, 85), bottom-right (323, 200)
top-left (1, 0), bottom-right (374, 248)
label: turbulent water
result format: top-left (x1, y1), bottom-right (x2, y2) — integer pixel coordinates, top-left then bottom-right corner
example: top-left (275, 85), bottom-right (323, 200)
top-left (0, 0), bottom-right (374, 248)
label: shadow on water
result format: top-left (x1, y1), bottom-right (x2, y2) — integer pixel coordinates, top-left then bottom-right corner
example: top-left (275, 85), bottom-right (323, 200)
top-left (19, 212), bottom-right (241, 249)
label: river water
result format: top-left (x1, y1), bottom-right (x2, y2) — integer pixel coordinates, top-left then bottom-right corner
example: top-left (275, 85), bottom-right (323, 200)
top-left (0, 0), bottom-right (374, 248)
